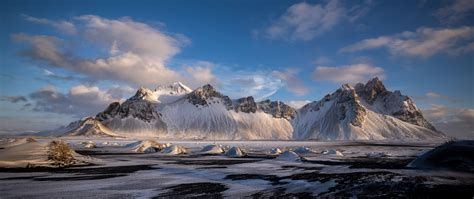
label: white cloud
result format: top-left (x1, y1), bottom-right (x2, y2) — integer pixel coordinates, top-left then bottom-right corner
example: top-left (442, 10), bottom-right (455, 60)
top-left (183, 61), bottom-right (218, 88)
top-left (286, 100), bottom-right (311, 109)
top-left (426, 92), bottom-right (442, 98)
top-left (22, 14), bottom-right (76, 34)
top-left (435, 0), bottom-right (474, 24)
top-left (271, 69), bottom-right (309, 96)
top-left (15, 15), bottom-right (190, 88)
top-left (221, 73), bottom-right (284, 101)
top-left (28, 85), bottom-right (124, 117)
top-left (262, 0), bottom-right (373, 41)
top-left (41, 69), bottom-right (75, 81)
top-left (340, 26), bottom-right (474, 58)
top-left (313, 56), bottom-right (331, 65)
top-left (264, 0), bottom-right (345, 41)
top-left (312, 63), bottom-right (385, 84)
top-left (422, 104), bottom-right (474, 139)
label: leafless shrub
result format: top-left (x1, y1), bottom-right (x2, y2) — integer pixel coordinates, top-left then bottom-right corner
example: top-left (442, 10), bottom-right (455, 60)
top-left (47, 140), bottom-right (75, 167)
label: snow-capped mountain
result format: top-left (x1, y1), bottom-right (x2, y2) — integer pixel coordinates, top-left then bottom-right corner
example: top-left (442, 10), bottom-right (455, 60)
top-left (354, 77), bottom-right (436, 131)
top-left (159, 85), bottom-right (293, 139)
top-left (46, 78), bottom-right (444, 140)
top-left (95, 82), bottom-right (191, 137)
top-left (95, 84), bottom-right (293, 139)
top-left (292, 77), bottom-right (445, 140)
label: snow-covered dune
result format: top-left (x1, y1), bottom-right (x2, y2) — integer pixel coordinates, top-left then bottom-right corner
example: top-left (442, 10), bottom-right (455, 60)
top-left (0, 140), bottom-right (91, 168)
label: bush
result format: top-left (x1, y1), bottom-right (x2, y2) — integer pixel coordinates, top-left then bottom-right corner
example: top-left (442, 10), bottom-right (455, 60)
top-left (47, 141), bottom-right (75, 167)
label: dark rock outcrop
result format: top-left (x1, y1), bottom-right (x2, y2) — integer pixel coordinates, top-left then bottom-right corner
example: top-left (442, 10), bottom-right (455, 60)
top-left (233, 96), bottom-right (257, 113)
top-left (186, 84), bottom-right (233, 109)
top-left (355, 77), bottom-right (437, 131)
top-left (257, 100), bottom-right (296, 120)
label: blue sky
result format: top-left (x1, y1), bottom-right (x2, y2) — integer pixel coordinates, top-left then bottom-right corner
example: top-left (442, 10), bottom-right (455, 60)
top-left (1, 0), bottom-right (473, 138)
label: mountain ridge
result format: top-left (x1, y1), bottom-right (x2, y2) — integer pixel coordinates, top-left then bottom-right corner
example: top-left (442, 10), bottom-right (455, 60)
top-left (44, 77), bottom-right (445, 140)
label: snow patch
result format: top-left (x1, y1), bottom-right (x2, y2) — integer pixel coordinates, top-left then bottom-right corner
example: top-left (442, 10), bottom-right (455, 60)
top-left (275, 151), bottom-right (302, 161)
top-left (200, 144), bottom-right (225, 154)
top-left (322, 149), bottom-right (344, 156)
top-left (162, 145), bottom-right (188, 155)
top-left (225, 146), bottom-right (245, 157)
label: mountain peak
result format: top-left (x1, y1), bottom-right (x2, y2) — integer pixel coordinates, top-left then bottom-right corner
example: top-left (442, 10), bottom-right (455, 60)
top-left (194, 84), bottom-right (219, 96)
top-left (186, 84), bottom-right (232, 107)
top-left (201, 84), bottom-right (215, 90)
top-left (156, 82), bottom-right (192, 94)
top-left (133, 87), bottom-right (157, 102)
top-left (365, 77), bottom-right (386, 92)
top-left (354, 77), bottom-right (387, 104)
top-left (340, 83), bottom-right (353, 91)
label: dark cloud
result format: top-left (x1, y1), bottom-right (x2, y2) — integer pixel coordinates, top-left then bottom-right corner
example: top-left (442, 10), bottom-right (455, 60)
top-left (414, 92), bottom-right (463, 104)
top-left (1, 95), bottom-right (28, 103)
top-left (435, 0), bottom-right (474, 24)
top-left (422, 105), bottom-right (474, 139)
top-left (28, 85), bottom-right (121, 117)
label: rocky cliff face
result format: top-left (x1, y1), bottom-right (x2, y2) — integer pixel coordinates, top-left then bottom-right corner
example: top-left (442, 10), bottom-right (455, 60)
top-left (335, 84), bottom-right (367, 127)
top-left (233, 96), bottom-right (257, 113)
top-left (258, 100), bottom-right (297, 120)
top-left (49, 78), bottom-right (443, 140)
top-left (97, 88), bottom-right (160, 123)
top-left (354, 77), bottom-right (437, 131)
top-left (186, 84), bottom-right (233, 109)
top-left (293, 77), bottom-right (444, 140)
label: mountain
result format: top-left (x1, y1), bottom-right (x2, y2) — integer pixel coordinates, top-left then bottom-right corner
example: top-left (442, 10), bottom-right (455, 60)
top-left (95, 82), bottom-right (191, 137)
top-left (292, 78), bottom-right (445, 140)
top-left (41, 117), bottom-right (120, 137)
top-left (354, 77), bottom-right (436, 131)
top-left (47, 78), bottom-right (444, 140)
top-left (158, 84), bottom-right (293, 139)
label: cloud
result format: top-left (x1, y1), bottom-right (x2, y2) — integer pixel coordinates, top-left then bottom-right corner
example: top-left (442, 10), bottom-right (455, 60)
top-left (262, 0), bottom-right (373, 41)
top-left (426, 92), bottom-right (442, 98)
top-left (414, 92), bottom-right (462, 103)
top-left (422, 104), bottom-right (474, 139)
top-left (183, 61), bottom-right (218, 88)
top-left (105, 86), bottom-right (135, 100)
top-left (435, 0), bottom-right (474, 24)
top-left (312, 63), bottom-right (385, 84)
top-left (41, 69), bottom-right (75, 81)
top-left (264, 0), bottom-right (345, 41)
top-left (221, 73), bottom-right (284, 101)
top-left (28, 85), bottom-right (123, 117)
top-left (0, 95), bottom-right (28, 103)
top-left (12, 33), bottom-right (69, 66)
top-left (271, 69), bottom-right (309, 96)
top-left (15, 15), bottom-right (190, 87)
top-left (286, 100), bottom-right (311, 109)
top-left (313, 56), bottom-right (331, 65)
top-left (22, 14), bottom-right (77, 34)
top-left (340, 26), bottom-right (474, 58)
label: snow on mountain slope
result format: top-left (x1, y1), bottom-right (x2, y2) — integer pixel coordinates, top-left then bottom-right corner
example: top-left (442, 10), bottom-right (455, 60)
top-left (44, 117), bottom-right (120, 137)
top-left (293, 78), bottom-right (445, 140)
top-left (46, 78), bottom-right (444, 140)
top-left (160, 84), bottom-right (293, 139)
top-left (154, 82), bottom-right (193, 104)
top-left (95, 82), bottom-right (191, 137)
top-left (95, 83), bottom-right (294, 139)
top-left (354, 77), bottom-right (436, 130)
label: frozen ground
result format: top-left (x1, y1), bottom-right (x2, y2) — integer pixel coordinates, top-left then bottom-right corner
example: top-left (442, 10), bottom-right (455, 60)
top-left (0, 137), bottom-right (473, 198)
